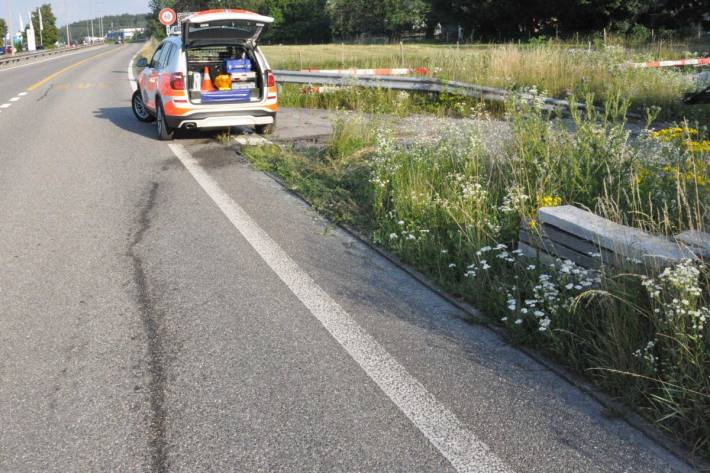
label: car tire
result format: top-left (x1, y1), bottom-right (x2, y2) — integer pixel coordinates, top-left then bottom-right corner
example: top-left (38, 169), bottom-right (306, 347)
top-left (132, 90), bottom-right (155, 122)
top-left (156, 99), bottom-right (175, 141)
top-left (255, 122), bottom-right (275, 135)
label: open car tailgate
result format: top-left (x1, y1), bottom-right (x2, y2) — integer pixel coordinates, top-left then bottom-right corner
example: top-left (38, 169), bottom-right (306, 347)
top-left (182, 9), bottom-right (274, 47)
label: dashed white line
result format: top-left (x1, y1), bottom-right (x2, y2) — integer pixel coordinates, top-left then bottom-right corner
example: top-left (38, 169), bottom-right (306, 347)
top-left (0, 103), bottom-right (11, 109)
top-left (9, 97), bottom-right (19, 102)
top-left (18, 92), bottom-right (27, 96)
top-left (168, 142), bottom-right (514, 473)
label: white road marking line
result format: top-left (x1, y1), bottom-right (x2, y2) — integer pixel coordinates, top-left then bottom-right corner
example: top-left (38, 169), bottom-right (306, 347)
top-left (9, 97), bottom-right (19, 102)
top-left (168, 143), bottom-right (514, 473)
top-left (18, 92), bottom-right (27, 96)
top-left (0, 103), bottom-right (11, 108)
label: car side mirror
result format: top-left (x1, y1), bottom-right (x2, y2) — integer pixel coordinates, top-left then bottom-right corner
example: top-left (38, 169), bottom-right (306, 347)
top-left (136, 57), bottom-right (148, 68)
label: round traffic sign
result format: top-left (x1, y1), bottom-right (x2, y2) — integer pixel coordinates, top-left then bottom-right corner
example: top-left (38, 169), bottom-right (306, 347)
top-left (159, 8), bottom-right (177, 26)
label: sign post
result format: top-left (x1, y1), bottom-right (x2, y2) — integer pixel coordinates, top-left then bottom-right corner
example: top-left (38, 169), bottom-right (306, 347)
top-left (159, 8), bottom-right (177, 36)
top-left (38, 7), bottom-right (44, 48)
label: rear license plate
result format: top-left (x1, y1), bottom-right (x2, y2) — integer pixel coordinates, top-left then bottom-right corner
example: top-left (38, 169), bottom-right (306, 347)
top-left (232, 83), bottom-right (256, 90)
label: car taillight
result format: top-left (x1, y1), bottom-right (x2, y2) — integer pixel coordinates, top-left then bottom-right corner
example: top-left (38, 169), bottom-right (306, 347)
top-left (267, 71), bottom-right (275, 88)
top-left (170, 72), bottom-right (185, 90)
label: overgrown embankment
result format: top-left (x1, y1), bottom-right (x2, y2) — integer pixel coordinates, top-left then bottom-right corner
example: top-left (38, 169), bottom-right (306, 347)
top-left (265, 42), bottom-right (710, 123)
top-left (243, 100), bottom-right (710, 462)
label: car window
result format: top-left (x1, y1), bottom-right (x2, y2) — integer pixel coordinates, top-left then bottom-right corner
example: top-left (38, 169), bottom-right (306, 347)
top-left (159, 44), bottom-right (174, 69)
top-left (165, 44), bottom-right (180, 66)
top-left (161, 43), bottom-right (177, 68)
top-left (151, 44), bottom-right (165, 68)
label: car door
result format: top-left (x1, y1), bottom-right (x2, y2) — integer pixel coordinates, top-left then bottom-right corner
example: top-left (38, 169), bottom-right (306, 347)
top-left (143, 43), bottom-right (167, 111)
top-left (156, 43), bottom-right (176, 99)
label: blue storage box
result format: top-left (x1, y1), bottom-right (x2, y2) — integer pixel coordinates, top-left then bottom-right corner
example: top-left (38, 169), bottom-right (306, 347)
top-left (201, 89), bottom-right (251, 103)
top-left (224, 58), bottom-right (252, 73)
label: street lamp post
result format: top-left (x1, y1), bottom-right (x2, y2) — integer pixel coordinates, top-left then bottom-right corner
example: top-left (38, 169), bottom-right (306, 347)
top-left (96, 1), bottom-right (105, 41)
top-left (37, 7), bottom-right (44, 48)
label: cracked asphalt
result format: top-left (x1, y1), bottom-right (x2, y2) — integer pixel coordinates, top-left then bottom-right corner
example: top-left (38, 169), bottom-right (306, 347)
top-left (0, 43), bottom-right (698, 472)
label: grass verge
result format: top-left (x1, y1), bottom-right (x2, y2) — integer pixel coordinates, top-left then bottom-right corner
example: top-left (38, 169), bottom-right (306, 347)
top-left (278, 83), bottom-right (504, 119)
top-left (265, 42), bottom-right (709, 123)
top-left (242, 104), bottom-right (710, 462)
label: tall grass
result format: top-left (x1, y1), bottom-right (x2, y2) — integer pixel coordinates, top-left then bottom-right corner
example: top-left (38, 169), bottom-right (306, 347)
top-left (264, 42), bottom-right (709, 122)
top-left (242, 102), bottom-right (710, 460)
top-left (279, 84), bottom-right (501, 118)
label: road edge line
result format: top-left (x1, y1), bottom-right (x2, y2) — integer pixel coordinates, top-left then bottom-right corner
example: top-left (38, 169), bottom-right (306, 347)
top-left (246, 140), bottom-right (704, 473)
top-left (168, 142), bottom-right (514, 473)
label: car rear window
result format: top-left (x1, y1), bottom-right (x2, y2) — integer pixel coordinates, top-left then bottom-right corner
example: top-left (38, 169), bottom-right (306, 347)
top-left (186, 20), bottom-right (263, 44)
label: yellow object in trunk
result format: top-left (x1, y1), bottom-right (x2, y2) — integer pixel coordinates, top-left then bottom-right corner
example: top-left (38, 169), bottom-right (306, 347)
top-left (214, 74), bottom-right (232, 91)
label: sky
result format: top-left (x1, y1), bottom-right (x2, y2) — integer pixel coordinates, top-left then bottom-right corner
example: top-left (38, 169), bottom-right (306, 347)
top-left (1, 0), bottom-right (149, 30)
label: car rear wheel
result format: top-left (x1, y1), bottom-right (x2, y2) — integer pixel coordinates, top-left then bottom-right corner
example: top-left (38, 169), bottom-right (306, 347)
top-left (255, 122), bottom-right (275, 135)
top-left (132, 90), bottom-right (155, 122)
top-left (156, 100), bottom-right (175, 141)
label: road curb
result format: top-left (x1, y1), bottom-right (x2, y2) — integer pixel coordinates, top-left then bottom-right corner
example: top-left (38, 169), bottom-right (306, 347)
top-left (230, 138), bottom-right (707, 472)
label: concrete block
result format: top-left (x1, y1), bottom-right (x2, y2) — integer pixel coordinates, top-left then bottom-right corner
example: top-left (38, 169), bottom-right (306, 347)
top-left (675, 230), bottom-right (710, 258)
top-left (519, 227), bottom-right (598, 269)
top-left (538, 206), bottom-right (697, 267)
top-left (518, 241), bottom-right (558, 267)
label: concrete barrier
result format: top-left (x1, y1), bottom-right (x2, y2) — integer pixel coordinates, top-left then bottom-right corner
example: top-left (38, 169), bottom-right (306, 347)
top-left (520, 205), bottom-right (704, 270)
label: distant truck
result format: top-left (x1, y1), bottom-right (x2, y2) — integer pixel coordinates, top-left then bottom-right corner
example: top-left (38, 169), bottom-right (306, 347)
top-left (106, 31), bottom-right (126, 43)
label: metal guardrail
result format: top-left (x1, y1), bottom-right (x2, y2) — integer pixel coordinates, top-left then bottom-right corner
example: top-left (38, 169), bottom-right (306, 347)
top-left (0, 44), bottom-right (104, 68)
top-left (274, 70), bottom-right (590, 113)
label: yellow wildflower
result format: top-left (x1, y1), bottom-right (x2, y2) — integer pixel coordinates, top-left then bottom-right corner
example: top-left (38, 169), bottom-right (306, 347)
top-left (684, 140), bottom-right (710, 154)
top-left (650, 127), bottom-right (699, 142)
top-left (539, 196), bottom-right (562, 208)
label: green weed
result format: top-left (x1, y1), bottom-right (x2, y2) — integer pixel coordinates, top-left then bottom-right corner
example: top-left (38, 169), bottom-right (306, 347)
top-left (265, 42), bottom-right (709, 122)
top-left (241, 101), bottom-right (710, 459)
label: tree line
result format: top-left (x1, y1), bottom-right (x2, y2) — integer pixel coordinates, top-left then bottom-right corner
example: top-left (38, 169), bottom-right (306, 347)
top-left (57, 14), bottom-right (148, 42)
top-left (0, 7), bottom-right (149, 48)
top-left (148, 0), bottom-right (708, 43)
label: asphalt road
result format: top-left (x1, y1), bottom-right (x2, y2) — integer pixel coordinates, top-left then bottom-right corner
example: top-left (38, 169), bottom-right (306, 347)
top-left (0, 43), bottom-right (696, 472)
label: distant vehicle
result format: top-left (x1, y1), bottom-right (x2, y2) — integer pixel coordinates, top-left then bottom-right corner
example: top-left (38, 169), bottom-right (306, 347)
top-left (131, 9), bottom-right (278, 140)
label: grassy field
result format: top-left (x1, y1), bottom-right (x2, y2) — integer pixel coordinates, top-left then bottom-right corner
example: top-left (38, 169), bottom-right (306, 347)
top-left (242, 99), bottom-right (710, 461)
top-left (263, 42), bottom-right (710, 123)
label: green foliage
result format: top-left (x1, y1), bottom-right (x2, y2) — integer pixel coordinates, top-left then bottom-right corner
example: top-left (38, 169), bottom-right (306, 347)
top-left (242, 117), bottom-right (376, 226)
top-left (0, 18), bottom-right (6, 42)
top-left (262, 0), bottom-right (331, 43)
top-left (147, 0), bottom-right (330, 43)
top-left (428, 0), bottom-right (708, 40)
top-left (278, 83), bottom-right (499, 119)
top-left (242, 101), bottom-right (710, 458)
top-left (31, 4), bottom-right (58, 47)
top-left (144, 0), bottom-right (708, 42)
top-left (326, 0), bottom-right (429, 38)
top-left (264, 42), bottom-right (710, 124)
top-left (60, 14), bottom-right (147, 42)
